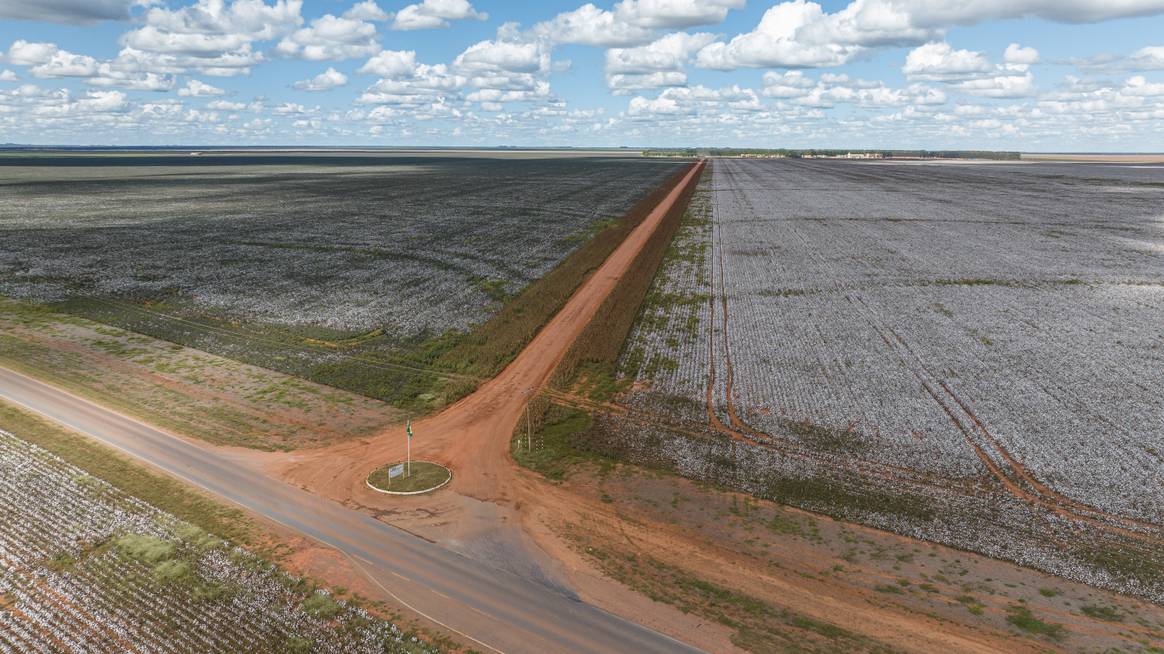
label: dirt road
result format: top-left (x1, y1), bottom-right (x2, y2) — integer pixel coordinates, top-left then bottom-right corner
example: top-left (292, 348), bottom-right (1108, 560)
top-left (0, 161), bottom-right (709, 653)
top-left (0, 366), bottom-right (702, 654)
top-left (268, 160), bottom-right (706, 505)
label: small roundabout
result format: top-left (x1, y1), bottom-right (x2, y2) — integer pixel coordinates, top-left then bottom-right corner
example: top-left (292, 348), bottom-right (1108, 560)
top-left (366, 461), bottom-right (452, 495)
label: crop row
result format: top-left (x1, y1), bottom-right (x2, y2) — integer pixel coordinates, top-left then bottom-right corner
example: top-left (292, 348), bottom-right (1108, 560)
top-left (0, 428), bottom-right (433, 653)
top-left (605, 157), bottom-right (1164, 596)
top-left (0, 156), bottom-right (687, 337)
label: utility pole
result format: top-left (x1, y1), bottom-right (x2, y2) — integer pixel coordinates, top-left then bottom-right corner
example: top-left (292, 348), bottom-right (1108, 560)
top-left (521, 387), bottom-right (534, 452)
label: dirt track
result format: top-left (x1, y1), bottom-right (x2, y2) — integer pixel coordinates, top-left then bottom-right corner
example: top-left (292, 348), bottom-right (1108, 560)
top-left (266, 160), bottom-right (706, 505)
top-left (258, 158), bottom-right (1051, 654)
top-left (4, 156), bottom-right (1126, 653)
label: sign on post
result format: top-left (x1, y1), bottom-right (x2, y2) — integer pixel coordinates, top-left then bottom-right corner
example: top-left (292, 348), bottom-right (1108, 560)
top-left (406, 419), bottom-right (413, 477)
top-left (387, 464), bottom-right (406, 479)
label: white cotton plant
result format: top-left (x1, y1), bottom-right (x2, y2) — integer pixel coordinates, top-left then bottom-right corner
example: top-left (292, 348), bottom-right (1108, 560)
top-left (0, 429), bottom-right (438, 653)
top-left (604, 157), bottom-right (1164, 603)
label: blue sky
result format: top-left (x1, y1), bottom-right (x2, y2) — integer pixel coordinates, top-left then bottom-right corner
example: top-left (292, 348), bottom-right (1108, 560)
top-left (1, 0), bottom-right (1163, 150)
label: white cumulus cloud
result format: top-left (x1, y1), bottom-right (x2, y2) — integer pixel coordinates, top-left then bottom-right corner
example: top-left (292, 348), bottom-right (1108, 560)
top-left (612, 0), bottom-right (744, 28)
top-left (392, 0), bottom-right (486, 30)
top-left (695, 0), bottom-right (1164, 71)
top-left (530, 4), bottom-right (656, 47)
top-left (115, 0), bottom-right (302, 76)
top-left (357, 50), bottom-right (418, 78)
top-left (293, 67), bottom-right (349, 91)
top-left (903, 42), bottom-right (993, 81)
top-left (275, 14), bottom-right (381, 61)
top-left (344, 1), bottom-right (391, 22)
top-left (177, 78), bottom-right (225, 96)
top-left (1128, 46), bottom-right (1164, 69)
top-left (606, 32), bottom-right (716, 74)
top-left (7, 41), bottom-right (99, 78)
top-left (1003, 43), bottom-right (1040, 65)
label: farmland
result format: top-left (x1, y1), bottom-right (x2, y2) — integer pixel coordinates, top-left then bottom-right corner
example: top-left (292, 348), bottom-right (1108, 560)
top-left (0, 296), bottom-right (398, 450)
top-left (0, 152), bottom-right (688, 411)
top-left (0, 425), bottom-right (431, 653)
top-left (561, 158), bottom-right (1164, 601)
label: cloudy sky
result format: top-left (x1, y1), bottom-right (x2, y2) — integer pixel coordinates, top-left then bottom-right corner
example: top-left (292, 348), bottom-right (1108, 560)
top-left (1, 0), bottom-right (1163, 150)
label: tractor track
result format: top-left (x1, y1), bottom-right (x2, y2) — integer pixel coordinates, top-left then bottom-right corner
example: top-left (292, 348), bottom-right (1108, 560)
top-left (665, 158), bottom-right (1162, 546)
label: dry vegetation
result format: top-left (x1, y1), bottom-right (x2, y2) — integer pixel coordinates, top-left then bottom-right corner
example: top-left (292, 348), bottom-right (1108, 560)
top-left (0, 297), bottom-right (398, 450)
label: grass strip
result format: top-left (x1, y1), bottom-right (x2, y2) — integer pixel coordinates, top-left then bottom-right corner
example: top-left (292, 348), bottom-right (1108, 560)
top-left (0, 399), bottom-right (256, 547)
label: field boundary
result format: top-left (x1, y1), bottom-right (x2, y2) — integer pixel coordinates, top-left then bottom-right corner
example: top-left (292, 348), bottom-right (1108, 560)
top-left (517, 161), bottom-right (705, 442)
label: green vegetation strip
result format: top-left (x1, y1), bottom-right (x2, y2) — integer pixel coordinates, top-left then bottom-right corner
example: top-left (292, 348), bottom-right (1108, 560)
top-left (367, 461), bottom-right (452, 495)
top-left (43, 163), bottom-right (698, 418)
top-left (435, 162), bottom-right (700, 382)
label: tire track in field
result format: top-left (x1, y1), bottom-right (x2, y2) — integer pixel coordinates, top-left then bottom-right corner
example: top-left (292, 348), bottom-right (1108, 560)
top-left (751, 158), bottom-right (1162, 541)
top-left (541, 385), bottom-right (968, 499)
top-left (852, 298), bottom-right (1163, 542)
top-left (710, 158), bottom-right (1162, 544)
top-left (689, 160), bottom-right (961, 494)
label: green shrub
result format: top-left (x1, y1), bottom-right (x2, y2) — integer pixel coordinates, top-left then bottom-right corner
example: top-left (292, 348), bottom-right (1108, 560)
top-left (1006, 605), bottom-right (1065, 641)
top-left (115, 534), bottom-right (175, 563)
top-left (302, 592), bottom-right (342, 620)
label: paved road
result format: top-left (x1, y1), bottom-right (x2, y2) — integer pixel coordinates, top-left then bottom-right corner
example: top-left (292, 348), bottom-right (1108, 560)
top-left (0, 366), bottom-right (703, 654)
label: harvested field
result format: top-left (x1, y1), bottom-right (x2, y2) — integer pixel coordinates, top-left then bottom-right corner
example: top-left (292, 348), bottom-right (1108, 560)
top-left (559, 158), bottom-right (1164, 601)
top-left (0, 426), bottom-right (431, 653)
top-left (0, 152), bottom-right (688, 411)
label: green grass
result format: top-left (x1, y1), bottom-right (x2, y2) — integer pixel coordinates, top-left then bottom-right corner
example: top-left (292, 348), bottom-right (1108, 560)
top-left (366, 461), bottom-right (451, 493)
top-left (1080, 604), bottom-right (1123, 621)
top-left (0, 297), bottom-right (397, 450)
top-left (511, 406), bottom-right (600, 481)
top-left (115, 534), bottom-right (177, 563)
top-left (761, 475), bottom-right (935, 523)
top-left (1006, 605), bottom-right (1065, 641)
top-left (302, 592), bottom-right (343, 620)
top-left (933, 278), bottom-right (1018, 287)
top-left (956, 594), bottom-right (985, 615)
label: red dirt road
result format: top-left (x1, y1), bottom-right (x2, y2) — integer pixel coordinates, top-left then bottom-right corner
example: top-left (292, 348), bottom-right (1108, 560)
top-left (1, 157), bottom-right (1067, 654)
top-left (268, 159), bottom-right (707, 507)
top-left (0, 160), bottom-right (715, 654)
top-left (259, 156), bottom-right (1028, 654)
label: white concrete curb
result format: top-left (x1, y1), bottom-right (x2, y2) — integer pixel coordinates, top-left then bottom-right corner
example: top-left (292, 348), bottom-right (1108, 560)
top-left (365, 461), bottom-right (452, 495)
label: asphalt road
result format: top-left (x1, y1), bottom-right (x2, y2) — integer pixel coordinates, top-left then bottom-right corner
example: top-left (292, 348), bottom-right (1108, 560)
top-left (0, 366), bottom-right (703, 654)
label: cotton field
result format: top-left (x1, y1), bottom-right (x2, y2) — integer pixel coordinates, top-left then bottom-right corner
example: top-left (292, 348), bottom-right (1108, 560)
top-left (0, 429), bottom-right (432, 653)
top-left (611, 157), bottom-right (1164, 598)
top-left (0, 154), bottom-right (686, 336)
